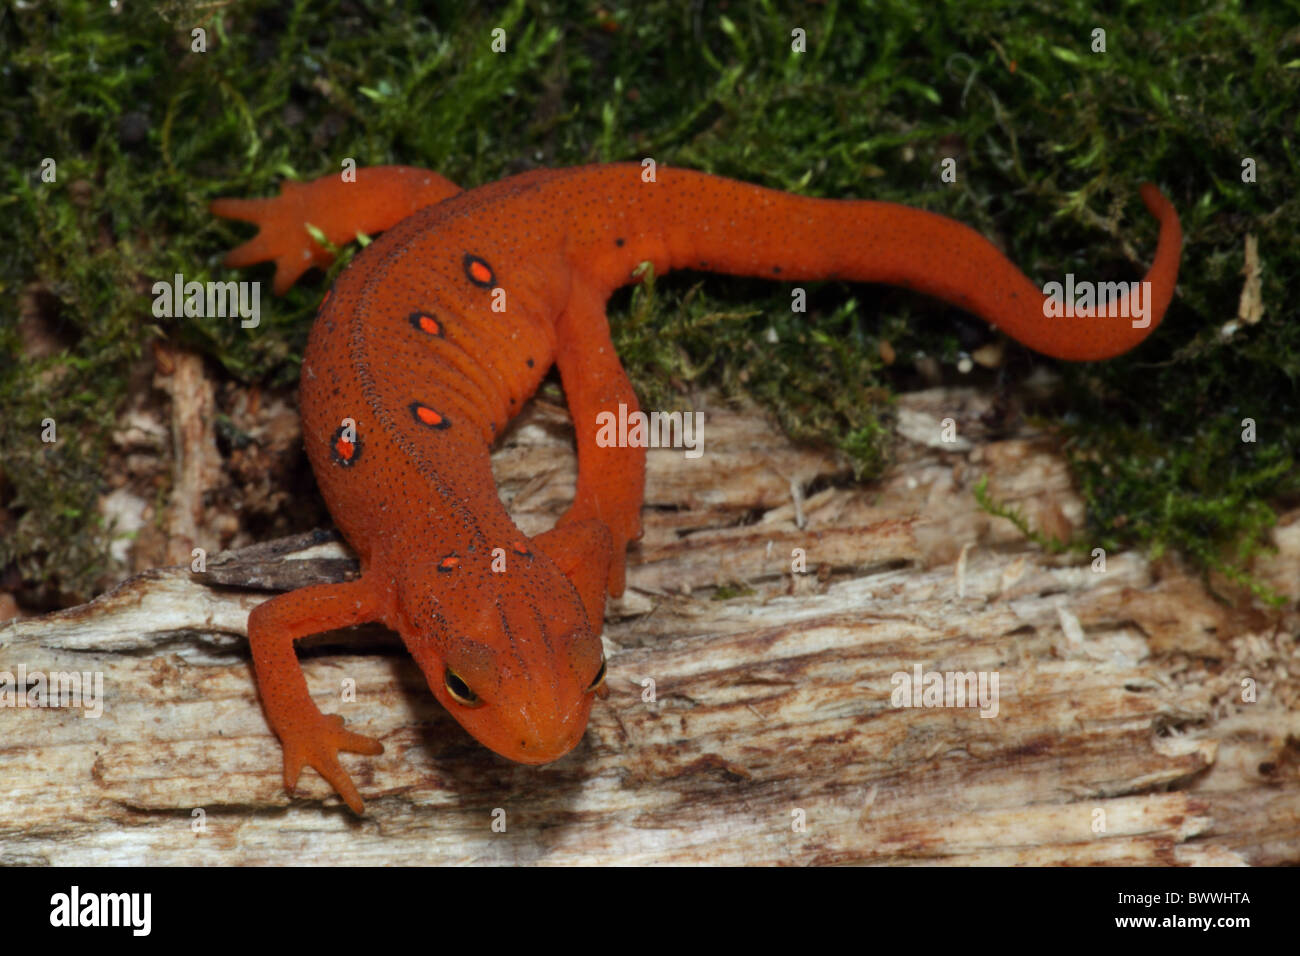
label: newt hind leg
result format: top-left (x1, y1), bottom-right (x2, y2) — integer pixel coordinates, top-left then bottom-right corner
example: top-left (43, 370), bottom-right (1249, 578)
top-left (551, 281), bottom-right (646, 598)
top-left (246, 577), bottom-right (388, 813)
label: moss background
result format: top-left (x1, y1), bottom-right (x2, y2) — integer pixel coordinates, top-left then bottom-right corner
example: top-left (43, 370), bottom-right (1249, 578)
top-left (1, 0), bottom-right (1296, 607)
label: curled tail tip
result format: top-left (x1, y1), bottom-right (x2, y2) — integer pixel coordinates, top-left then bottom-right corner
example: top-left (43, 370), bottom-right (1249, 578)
top-left (1137, 182), bottom-right (1178, 224)
top-left (1136, 181), bottom-right (1183, 285)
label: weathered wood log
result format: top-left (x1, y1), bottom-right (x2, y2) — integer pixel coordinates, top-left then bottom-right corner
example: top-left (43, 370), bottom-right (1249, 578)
top-left (2, 389), bottom-right (1297, 865)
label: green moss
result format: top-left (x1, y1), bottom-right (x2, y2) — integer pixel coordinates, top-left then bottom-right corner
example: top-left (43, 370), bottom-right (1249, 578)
top-left (711, 584), bottom-right (757, 601)
top-left (1064, 415), bottom-right (1295, 606)
top-left (612, 262), bottom-right (896, 478)
top-left (973, 475), bottom-right (1072, 557)
top-left (2, 0), bottom-right (1296, 605)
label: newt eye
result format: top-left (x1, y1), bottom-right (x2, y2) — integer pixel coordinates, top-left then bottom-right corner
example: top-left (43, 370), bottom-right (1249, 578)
top-left (587, 656), bottom-right (606, 694)
top-left (444, 668), bottom-right (482, 707)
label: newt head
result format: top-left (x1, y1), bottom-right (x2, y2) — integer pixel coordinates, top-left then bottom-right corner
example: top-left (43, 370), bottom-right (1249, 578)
top-left (394, 552), bottom-right (607, 765)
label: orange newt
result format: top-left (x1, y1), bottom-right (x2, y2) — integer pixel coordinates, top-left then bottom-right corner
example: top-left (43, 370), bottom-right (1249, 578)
top-left (211, 163), bottom-right (1182, 812)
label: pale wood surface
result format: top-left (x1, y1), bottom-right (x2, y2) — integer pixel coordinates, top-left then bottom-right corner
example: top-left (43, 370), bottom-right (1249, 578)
top-left (2, 388), bottom-right (1297, 865)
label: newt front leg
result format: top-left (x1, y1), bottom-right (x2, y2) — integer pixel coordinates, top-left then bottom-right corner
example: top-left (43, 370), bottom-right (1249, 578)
top-left (211, 165), bottom-right (461, 293)
top-left (246, 576), bottom-right (388, 813)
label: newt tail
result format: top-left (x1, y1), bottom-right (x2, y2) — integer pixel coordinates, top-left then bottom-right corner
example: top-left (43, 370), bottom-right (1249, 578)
top-left (575, 169), bottom-right (1182, 362)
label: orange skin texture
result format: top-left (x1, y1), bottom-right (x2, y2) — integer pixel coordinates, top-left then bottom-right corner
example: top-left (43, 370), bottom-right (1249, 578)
top-left (211, 163), bottom-right (1182, 812)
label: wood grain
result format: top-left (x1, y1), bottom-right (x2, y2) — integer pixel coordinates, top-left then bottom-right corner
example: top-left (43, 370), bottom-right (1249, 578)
top-left (2, 388), bottom-right (1296, 865)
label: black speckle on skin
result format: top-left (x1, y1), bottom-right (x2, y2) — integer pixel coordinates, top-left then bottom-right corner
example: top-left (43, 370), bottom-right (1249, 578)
top-left (525, 357), bottom-right (534, 368)
top-left (615, 238), bottom-right (625, 247)
top-left (772, 266), bottom-right (782, 275)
